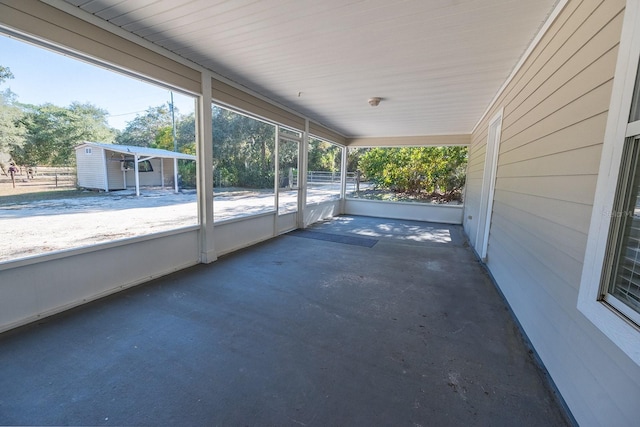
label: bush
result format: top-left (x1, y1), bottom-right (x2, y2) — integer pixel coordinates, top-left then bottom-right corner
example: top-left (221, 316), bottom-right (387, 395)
top-left (358, 146), bottom-right (467, 199)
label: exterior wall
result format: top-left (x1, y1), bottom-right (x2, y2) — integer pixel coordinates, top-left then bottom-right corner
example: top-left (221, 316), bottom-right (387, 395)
top-left (128, 158), bottom-right (164, 187)
top-left (105, 156), bottom-right (125, 190)
top-left (462, 141), bottom-right (485, 248)
top-left (344, 199), bottom-right (463, 224)
top-left (214, 214), bottom-right (276, 256)
top-left (463, 1), bottom-right (640, 425)
top-left (161, 158), bottom-right (175, 187)
top-left (76, 147), bottom-right (106, 190)
top-left (0, 228), bottom-right (200, 333)
top-left (304, 200), bottom-right (341, 227)
top-left (106, 157), bottom-right (125, 191)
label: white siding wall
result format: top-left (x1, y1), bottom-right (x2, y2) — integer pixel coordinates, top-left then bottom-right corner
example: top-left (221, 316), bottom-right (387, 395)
top-left (105, 156), bottom-right (125, 190)
top-left (161, 158), bottom-right (175, 187)
top-left (344, 199), bottom-right (463, 224)
top-left (0, 228), bottom-right (200, 333)
top-left (131, 158), bottom-right (163, 187)
top-left (464, 1), bottom-right (640, 425)
top-left (76, 147), bottom-right (106, 190)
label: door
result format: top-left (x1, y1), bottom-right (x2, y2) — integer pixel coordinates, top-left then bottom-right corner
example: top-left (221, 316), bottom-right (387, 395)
top-left (475, 109), bottom-right (503, 261)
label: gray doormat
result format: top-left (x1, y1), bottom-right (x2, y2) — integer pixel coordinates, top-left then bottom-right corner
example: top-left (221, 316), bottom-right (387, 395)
top-left (287, 229), bottom-right (378, 248)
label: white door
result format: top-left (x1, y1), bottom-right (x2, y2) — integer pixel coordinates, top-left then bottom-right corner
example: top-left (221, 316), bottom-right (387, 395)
top-left (475, 109), bottom-right (503, 260)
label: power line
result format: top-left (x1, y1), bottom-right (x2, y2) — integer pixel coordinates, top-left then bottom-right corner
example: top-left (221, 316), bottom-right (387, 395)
top-left (107, 109), bottom-right (147, 118)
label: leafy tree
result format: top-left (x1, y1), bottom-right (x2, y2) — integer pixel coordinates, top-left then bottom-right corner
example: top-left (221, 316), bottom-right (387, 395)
top-left (358, 146), bottom-right (467, 200)
top-left (14, 102), bottom-right (115, 166)
top-left (0, 66), bottom-right (25, 162)
top-left (154, 126), bottom-right (174, 151)
top-left (212, 105), bottom-right (275, 188)
top-left (308, 138), bottom-right (341, 172)
top-left (150, 113), bottom-right (198, 188)
top-left (176, 113), bottom-right (196, 153)
top-left (0, 66), bottom-right (13, 83)
top-left (116, 105), bottom-right (172, 147)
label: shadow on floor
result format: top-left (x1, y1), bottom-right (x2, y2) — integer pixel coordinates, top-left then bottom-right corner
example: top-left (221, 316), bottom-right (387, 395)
top-left (0, 215), bottom-right (568, 426)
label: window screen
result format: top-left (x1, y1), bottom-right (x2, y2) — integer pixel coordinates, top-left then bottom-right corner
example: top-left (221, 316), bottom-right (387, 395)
top-left (606, 136), bottom-right (640, 318)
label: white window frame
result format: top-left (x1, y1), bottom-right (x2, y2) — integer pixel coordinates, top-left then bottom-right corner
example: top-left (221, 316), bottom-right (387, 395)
top-left (578, 1), bottom-right (640, 366)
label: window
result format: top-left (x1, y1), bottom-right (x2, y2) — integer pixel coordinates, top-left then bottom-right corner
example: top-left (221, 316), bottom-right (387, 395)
top-left (345, 146), bottom-right (467, 205)
top-left (0, 32), bottom-right (198, 264)
top-left (306, 137), bottom-right (343, 204)
top-left (212, 104), bottom-right (276, 221)
top-left (278, 127), bottom-right (301, 215)
top-left (602, 134), bottom-right (640, 325)
top-left (122, 159), bottom-right (154, 172)
top-left (578, 1), bottom-right (640, 366)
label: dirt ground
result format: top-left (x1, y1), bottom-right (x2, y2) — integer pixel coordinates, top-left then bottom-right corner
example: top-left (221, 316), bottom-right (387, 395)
top-left (1, 174), bottom-right (444, 264)
top-left (0, 175), bottom-right (296, 263)
top-left (0, 174), bottom-right (76, 197)
top-left (1, 183), bottom-right (199, 263)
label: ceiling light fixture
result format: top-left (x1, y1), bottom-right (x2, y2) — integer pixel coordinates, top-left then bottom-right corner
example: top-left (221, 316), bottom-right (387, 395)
top-left (368, 97), bottom-right (382, 107)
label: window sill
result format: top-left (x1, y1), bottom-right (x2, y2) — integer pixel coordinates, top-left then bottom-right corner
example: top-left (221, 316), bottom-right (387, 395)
top-left (577, 289), bottom-right (640, 366)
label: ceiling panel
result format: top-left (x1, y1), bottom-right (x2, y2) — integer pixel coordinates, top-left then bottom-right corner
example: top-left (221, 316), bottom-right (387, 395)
top-left (59, 0), bottom-right (559, 137)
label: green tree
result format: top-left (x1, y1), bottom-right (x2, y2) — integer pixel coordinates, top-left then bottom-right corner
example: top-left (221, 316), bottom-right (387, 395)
top-left (212, 105), bottom-right (275, 188)
top-left (0, 66), bottom-right (13, 83)
top-left (116, 105), bottom-right (173, 147)
top-left (175, 114), bottom-right (195, 150)
top-left (358, 146), bottom-right (467, 200)
top-left (150, 114), bottom-right (198, 188)
top-left (14, 102), bottom-right (115, 166)
top-left (0, 66), bottom-right (26, 161)
top-left (308, 138), bottom-right (341, 172)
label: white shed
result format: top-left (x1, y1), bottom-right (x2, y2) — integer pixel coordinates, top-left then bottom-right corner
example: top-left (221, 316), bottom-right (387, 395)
top-left (75, 142), bottom-right (196, 196)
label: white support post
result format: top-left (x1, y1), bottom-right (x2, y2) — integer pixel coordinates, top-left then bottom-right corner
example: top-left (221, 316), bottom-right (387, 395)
top-left (274, 126), bottom-right (280, 232)
top-left (160, 158), bottom-right (165, 190)
top-left (102, 149), bottom-right (109, 192)
top-left (340, 145), bottom-right (348, 212)
top-left (173, 158), bottom-right (179, 193)
top-left (298, 119), bottom-right (309, 229)
top-left (134, 154), bottom-right (140, 196)
top-left (199, 73), bottom-right (216, 263)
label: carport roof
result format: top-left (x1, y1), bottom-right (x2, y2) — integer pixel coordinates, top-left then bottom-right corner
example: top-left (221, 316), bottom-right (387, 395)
top-left (76, 142), bottom-right (196, 161)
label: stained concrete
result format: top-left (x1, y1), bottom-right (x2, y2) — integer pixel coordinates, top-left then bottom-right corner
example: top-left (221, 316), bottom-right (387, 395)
top-left (0, 215), bottom-right (569, 426)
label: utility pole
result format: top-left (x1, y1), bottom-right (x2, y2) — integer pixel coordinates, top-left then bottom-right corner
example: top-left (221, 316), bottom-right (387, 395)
top-left (169, 91), bottom-right (177, 152)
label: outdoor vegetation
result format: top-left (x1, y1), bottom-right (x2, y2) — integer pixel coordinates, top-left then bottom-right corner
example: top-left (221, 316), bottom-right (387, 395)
top-left (210, 104), bottom-right (345, 220)
top-left (0, 43), bottom-right (200, 263)
top-left (348, 146), bottom-right (468, 204)
top-left (0, 64), bottom-right (197, 187)
top-left (0, 34), bottom-right (467, 263)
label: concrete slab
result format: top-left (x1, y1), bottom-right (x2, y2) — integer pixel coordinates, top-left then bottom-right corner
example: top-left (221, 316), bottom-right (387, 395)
top-left (0, 215), bottom-right (569, 426)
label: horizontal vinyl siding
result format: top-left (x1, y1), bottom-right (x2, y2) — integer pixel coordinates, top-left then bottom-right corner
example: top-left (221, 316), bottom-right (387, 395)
top-left (106, 158), bottom-right (125, 190)
top-left (462, 139), bottom-right (486, 247)
top-left (76, 148), bottom-right (105, 190)
top-left (309, 122), bottom-right (347, 146)
top-left (464, 0), bottom-right (640, 426)
top-left (0, 1), bottom-right (201, 93)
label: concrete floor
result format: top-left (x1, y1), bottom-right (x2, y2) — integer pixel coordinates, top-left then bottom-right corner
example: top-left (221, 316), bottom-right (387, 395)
top-left (0, 215), bottom-right (569, 426)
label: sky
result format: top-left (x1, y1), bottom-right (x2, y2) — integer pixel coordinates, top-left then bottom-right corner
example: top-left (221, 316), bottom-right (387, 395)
top-left (0, 33), bottom-right (196, 130)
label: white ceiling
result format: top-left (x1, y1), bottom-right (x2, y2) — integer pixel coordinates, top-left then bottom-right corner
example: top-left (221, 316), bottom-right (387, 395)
top-left (59, 0), bottom-right (558, 138)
